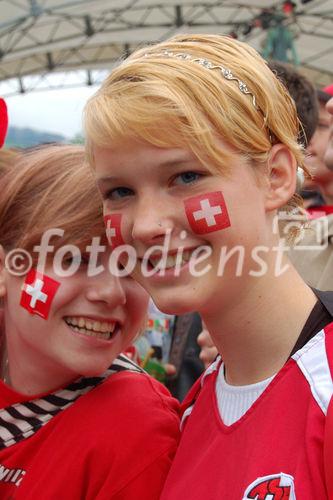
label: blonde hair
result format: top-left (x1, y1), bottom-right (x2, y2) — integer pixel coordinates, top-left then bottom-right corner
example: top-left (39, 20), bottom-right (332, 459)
top-left (0, 144), bottom-right (105, 261)
top-left (85, 34), bottom-right (308, 188)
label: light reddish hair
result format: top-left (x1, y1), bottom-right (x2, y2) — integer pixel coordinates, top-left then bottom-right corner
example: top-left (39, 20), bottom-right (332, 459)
top-left (0, 144), bottom-right (105, 262)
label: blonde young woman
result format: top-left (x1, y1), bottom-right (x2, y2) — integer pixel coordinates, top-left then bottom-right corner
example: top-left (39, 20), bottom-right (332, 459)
top-left (0, 145), bottom-right (179, 499)
top-left (84, 35), bottom-right (333, 498)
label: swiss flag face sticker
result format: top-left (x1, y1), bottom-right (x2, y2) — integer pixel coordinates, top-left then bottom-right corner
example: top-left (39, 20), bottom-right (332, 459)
top-left (20, 269), bottom-right (60, 320)
top-left (184, 191), bottom-right (231, 234)
top-left (104, 214), bottom-right (124, 249)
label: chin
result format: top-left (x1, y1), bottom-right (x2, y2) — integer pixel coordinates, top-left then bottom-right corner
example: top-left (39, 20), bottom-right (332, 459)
top-left (152, 292), bottom-right (199, 316)
top-left (78, 360), bottom-right (115, 378)
top-left (158, 303), bottom-right (191, 316)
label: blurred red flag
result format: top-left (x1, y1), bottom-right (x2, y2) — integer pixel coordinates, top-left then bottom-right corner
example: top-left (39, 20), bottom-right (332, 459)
top-left (323, 84), bottom-right (333, 97)
top-left (0, 98), bottom-right (8, 147)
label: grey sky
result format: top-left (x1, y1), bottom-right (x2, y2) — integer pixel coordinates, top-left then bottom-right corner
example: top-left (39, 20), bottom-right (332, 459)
top-left (5, 86), bottom-right (99, 139)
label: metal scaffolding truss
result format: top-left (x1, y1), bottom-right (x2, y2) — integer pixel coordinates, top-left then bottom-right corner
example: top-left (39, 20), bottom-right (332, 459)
top-left (0, 0), bottom-right (332, 95)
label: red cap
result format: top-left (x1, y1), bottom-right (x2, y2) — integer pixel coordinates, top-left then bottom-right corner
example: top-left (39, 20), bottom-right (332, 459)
top-left (323, 84), bottom-right (333, 97)
top-left (0, 98), bottom-right (8, 148)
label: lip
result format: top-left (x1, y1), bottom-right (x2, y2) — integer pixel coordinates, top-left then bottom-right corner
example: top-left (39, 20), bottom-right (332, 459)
top-left (147, 259), bottom-right (191, 282)
top-left (140, 245), bottom-right (202, 261)
top-left (139, 245), bottom-right (207, 283)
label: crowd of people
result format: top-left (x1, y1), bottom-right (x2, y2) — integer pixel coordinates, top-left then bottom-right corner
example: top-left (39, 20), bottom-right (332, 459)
top-left (0, 32), bottom-right (333, 498)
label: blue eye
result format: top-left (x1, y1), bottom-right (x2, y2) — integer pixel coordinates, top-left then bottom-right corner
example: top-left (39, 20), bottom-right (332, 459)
top-left (174, 172), bottom-right (202, 185)
top-left (105, 187), bottom-right (134, 200)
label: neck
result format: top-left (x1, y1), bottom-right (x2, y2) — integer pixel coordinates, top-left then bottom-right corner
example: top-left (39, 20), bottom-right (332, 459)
top-left (5, 339), bottom-right (77, 396)
top-left (0, 340), bottom-right (7, 382)
top-left (202, 258), bottom-right (317, 386)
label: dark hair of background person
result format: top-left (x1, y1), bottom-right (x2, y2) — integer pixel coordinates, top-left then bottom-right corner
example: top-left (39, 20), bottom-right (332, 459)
top-left (268, 60), bottom-right (319, 146)
top-left (317, 88), bottom-right (333, 105)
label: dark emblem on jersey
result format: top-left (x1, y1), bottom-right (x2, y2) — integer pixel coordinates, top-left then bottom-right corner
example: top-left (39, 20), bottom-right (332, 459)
top-left (243, 473), bottom-right (296, 499)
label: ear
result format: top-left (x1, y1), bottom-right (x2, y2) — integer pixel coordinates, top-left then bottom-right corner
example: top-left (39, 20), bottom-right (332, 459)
top-left (0, 245), bottom-right (7, 299)
top-left (264, 144), bottom-right (297, 212)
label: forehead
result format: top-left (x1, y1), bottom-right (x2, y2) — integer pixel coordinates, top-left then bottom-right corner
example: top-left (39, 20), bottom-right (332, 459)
top-left (94, 140), bottom-right (197, 175)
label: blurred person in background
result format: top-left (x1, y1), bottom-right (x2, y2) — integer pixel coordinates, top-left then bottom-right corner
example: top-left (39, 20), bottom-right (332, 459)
top-left (268, 61), bottom-right (318, 148)
top-left (289, 85), bottom-right (333, 290)
top-left (303, 85), bottom-right (333, 212)
top-left (324, 87), bottom-right (333, 171)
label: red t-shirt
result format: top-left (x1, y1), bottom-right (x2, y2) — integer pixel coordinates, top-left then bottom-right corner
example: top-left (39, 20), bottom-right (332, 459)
top-left (161, 323), bottom-right (333, 499)
top-left (308, 205), bottom-right (333, 219)
top-left (0, 367), bottom-right (180, 499)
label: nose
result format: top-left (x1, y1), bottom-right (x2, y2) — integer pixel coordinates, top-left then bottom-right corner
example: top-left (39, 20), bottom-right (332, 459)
top-left (131, 196), bottom-right (175, 245)
top-left (85, 271), bottom-right (126, 307)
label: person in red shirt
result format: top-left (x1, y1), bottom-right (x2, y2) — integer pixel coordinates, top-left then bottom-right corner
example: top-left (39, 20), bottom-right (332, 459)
top-left (84, 34), bottom-right (333, 498)
top-left (0, 144), bottom-right (180, 499)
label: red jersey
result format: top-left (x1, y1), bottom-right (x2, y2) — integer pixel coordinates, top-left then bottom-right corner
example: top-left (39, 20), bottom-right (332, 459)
top-left (308, 205), bottom-right (333, 219)
top-left (161, 323), bottom-right (333, 499)
top-left (0, 355), bottom-right (180, 499)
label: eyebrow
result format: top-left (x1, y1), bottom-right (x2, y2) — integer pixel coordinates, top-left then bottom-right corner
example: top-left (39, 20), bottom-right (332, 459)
top-left (159, 156), bottom-right (195, 168)
top-left (96, 156), bottom-right (196, 185)
top-left (96, 176), bottom-right (120, 187)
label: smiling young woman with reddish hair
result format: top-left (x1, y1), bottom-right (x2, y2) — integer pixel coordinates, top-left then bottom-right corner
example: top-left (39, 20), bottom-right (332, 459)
top-left (0, 144), bottom-right (179, 499)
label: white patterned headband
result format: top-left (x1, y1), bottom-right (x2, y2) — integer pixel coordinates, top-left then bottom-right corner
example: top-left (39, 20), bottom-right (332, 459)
top-left (143, 50), bottom-right (258, 109)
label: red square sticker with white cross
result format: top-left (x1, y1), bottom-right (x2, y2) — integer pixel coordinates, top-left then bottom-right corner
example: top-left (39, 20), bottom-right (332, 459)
top-left (20, 269), bottom-right (60, 320)
top-left (184, 191), bottom-right (231, 234)
top-left (104, 214), bottom-right (124, 249)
